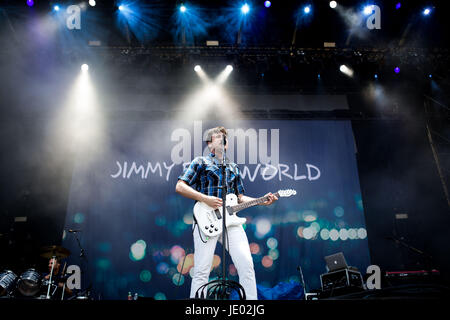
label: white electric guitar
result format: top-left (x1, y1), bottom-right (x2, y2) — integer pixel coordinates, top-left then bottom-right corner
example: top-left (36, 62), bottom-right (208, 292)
top-left (193, 189), bottom-right (297, 237)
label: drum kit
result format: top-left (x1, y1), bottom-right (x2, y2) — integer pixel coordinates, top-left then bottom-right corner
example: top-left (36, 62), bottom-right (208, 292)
top-left (0, 245), bottom-right (74, 300)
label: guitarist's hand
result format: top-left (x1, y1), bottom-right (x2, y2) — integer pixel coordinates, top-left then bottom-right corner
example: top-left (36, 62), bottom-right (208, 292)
top-left (203, 196), bottom-right (223, 209)
top-left (262, 192), bottom-right (278, 206)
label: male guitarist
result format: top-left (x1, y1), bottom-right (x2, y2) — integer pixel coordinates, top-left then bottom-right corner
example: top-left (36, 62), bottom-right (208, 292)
top-left (175, 126), bottom-right (278, 300)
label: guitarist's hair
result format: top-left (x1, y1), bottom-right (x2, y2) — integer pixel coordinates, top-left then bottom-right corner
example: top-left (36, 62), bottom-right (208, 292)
top-left (205, 126), bottom-right (227, 144)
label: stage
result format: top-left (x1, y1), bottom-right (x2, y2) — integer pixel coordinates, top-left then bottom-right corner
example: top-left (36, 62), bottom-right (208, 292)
top-left (0, 0), bottom-right (449, 306)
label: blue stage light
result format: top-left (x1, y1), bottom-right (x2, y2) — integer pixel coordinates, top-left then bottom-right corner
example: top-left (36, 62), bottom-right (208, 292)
top-left (180, 5), bottom-right (186, 13)
top-left (304, 6), bottom-right (311, 14)
top-left (241, 3), bottom-right (250, 14)
top-left (264, 1), bottom-right (271, 8)
top-left (374, 74), bottom-right (378, 79)
top-left (423, 8), bottom-right (431, 15)
top-left (53, 5), bottom-right (60, 11)
top-left (363, 6), bottom-right (373, 15)
top-left (26, 0), bottom-right (34, 7)
top-left (395, 2), bottom-right (401, 10)
top-left (394, 67), bottom-right (400, 74)
top-left (118, 5), bottom-right (125, 11)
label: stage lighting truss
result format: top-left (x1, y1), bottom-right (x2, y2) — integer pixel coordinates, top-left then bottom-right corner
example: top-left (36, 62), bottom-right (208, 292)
top-left (63, 45), bottom-right (449, 87)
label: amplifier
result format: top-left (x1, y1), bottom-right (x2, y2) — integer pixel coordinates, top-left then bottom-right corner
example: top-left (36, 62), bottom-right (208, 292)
top-left (320, 268), bottom-right (364, 292)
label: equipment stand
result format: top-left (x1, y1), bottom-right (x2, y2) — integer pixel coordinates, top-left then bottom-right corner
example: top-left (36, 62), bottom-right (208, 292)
top-left (197, 137), bottom-right (246, 300)
top-left (46, 255), bottom-right (56, 299)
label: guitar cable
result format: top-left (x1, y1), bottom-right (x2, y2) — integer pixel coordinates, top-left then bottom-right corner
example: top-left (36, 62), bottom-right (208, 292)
top-left (177, 248), bottom-right (190, 287)
top-left (193, 215), bottom-right (208, 244)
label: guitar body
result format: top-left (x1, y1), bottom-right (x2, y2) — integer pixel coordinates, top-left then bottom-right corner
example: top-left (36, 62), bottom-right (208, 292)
top-left (192, 189), bottom-right (296, 238)
top-left (193, 193), bottom-right (247, 237)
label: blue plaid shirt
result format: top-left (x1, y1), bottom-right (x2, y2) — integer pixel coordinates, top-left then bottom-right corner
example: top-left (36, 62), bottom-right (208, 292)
top-left (178, 153), bottom-right (245, 198)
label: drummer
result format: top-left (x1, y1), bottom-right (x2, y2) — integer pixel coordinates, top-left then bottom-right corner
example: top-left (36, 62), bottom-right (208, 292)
top-left (43, 257), bottom-right (73, 298)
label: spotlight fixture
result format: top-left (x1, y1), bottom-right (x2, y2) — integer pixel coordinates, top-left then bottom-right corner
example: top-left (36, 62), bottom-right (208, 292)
top-left (53, 5), bottom-right (60, 11)
top-left (118, 5), bottom-right (124, 11)
top-left (394, 67), bottom-right (400, 74)
top-left (241, 3), bottom-right (250, 14)
top-left (339, 64), bottom-right (354, 77)
top-left (89, 0), bottom-right (96, 7)
top-left (180, 5), bottom-right (186, 13)
top-left (264, 1), bottom-right (271, 8)
top-left (363, 6), bottom-right (373, 15)
top-left (26, 0), bottom-right (34, 7)
top-left (304, 6), bottom-right (311, 14)
top-left (329, 1), bottom-right (337, 9)
top-left (194, 65), bottom-right (201, 72)
top-left (81, 64), bottom-right (89, 72)
top-left (423, 8), bottom-right (431, 15)
top-left (215, 65), bottom-right (234, 84)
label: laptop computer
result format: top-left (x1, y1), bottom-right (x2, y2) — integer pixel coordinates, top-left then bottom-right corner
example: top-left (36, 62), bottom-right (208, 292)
top-left (324, 252), bottom-right (348, 272)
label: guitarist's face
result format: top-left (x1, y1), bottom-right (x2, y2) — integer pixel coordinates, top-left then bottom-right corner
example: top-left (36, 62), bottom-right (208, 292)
top-left (209, 133), bottom-right (228, 154)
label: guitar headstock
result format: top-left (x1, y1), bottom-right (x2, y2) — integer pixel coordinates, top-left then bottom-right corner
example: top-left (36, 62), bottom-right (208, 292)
top-left (277, 189), bottom-right (297, 197)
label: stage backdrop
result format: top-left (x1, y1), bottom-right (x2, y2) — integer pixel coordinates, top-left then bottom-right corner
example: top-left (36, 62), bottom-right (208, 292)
top-left (62, 119), bottom-right (370, 300)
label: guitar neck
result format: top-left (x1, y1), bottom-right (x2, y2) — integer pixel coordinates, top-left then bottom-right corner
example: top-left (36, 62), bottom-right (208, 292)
top-left (231, 192), bottom-right (279, 213)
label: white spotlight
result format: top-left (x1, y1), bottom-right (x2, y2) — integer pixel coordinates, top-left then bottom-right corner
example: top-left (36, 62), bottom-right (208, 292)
top-left (81, 64), bottom-right (89, 72)
top-left (329, 1), bottom-right (337, 9)
top-left (339, 64), bottom-right (354, 77)
top-left (89, 0), bottom-right (96, 6)
top-left (216, 65), bottom-right (234, 84)
top-left (194, 65), bottom-right (210, 84)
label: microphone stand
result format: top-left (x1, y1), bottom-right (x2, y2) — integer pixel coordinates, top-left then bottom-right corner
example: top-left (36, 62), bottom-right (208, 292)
top-left (61, 262), bottom-right (67, 300)
top-left (220, 139), bottom-right (227, 294)
top-left (46, 255), bottom-right (56, 299)
top-left (71, 230), bottom-right (90, 299)
top-left (297, 265), bottom-right (307, 299)
top-left (217, 138), bottom-right (246, 299)
top-left (72, 231), bottom-right (87, 263)
top-left (198, 137), bottom-right (246, 300)
top-left (386, 235), bottom-right (435, 271)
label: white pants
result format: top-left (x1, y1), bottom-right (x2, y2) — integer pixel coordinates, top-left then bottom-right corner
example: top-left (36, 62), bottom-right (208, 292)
top-left (190, 223), bottom-right (258, 300)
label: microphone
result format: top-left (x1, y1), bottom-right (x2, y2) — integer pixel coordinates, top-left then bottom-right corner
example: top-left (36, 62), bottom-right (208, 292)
top-left (68, 229), bottom-right (81, 233)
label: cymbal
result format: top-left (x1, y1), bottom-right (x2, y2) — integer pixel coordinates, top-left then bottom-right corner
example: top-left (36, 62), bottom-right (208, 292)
top-left (40, 245), bottom-right (71, 259)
